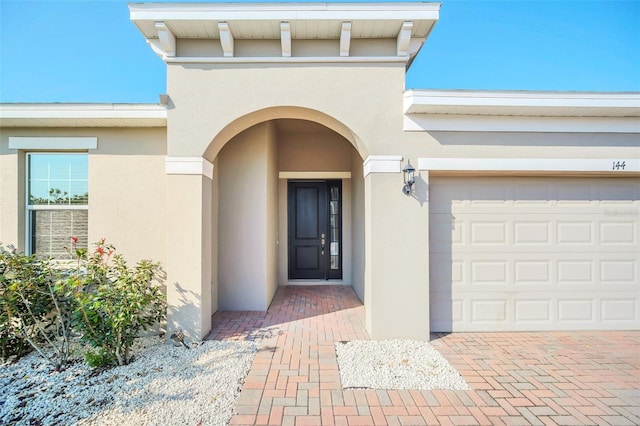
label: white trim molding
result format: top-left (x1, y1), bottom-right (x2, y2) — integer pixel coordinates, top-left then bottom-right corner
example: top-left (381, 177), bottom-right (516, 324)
top-left (0, 103), bottom-right (167, 128)
top-left (404, 114), bottom-right (640, 133)
top-left (279, 171), bottom-right (351, 179)
top-left (166, 56), bottom-right (409, 64)
top-left (129, 2), bottom-right (441, 22)
top-left (418, 157), bottom-right (640, 173)
top-left (403, 90), bottom-right (640, 133)
top-left (404, 89), bottom-right (640, 115)
top-left (165, 157), bottom-right (214, 179)
top-left (363, 155), bottom-right (402, 177)
top-left (9, 137), bottom-right (97, 150)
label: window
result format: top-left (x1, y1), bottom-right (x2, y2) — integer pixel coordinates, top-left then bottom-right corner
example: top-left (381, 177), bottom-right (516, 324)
top-left (27, 153), bottom-right (88, 258)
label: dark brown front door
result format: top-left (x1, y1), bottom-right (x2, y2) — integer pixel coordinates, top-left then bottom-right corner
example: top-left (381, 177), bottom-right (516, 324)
top-left (288, 180), bottom-right (342, 280)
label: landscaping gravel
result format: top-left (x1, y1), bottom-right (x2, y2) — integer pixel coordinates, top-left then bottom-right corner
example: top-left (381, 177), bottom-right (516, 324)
top-left (0, 336), bottom-right (257, 426)
top-left (336, 339), bottom-right (470, 390)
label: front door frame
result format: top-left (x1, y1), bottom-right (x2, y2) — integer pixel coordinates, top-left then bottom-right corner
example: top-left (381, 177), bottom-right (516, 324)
top-left (277, 172), bottom-right (353, 286)
top-left (287, 179), bottom-right (342, 280)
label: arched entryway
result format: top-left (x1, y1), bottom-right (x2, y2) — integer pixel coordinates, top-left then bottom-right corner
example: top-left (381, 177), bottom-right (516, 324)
top-left (210, 116), bottom-right (366, 313)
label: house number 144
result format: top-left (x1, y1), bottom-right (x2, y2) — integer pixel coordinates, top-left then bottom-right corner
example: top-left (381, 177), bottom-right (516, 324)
top-left (612, 161), bottom-right (626, 170)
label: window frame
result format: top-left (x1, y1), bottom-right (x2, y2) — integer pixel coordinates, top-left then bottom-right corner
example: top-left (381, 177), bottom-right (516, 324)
top-left (25, 152), bottom-right (89, 256)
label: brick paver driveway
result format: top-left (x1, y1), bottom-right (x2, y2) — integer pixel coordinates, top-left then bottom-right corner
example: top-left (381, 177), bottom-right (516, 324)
top-left (208, 286), bottom-right (640, 425)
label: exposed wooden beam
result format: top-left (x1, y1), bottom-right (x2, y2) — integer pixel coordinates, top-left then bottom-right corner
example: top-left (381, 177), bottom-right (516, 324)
top-left (280, 22), bottom-right (291, 57)
top-left (218, 22), bottom-right (234, 57)
top-left (396, 21), bottom-right (413, 57)
top-left (155, 21), bottom-right (176, 57)
top-left (340, 22), bottom-right (351, 57)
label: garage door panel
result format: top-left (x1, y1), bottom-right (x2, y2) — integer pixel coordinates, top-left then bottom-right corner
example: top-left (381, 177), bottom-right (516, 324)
top-left (431, 215), bottom-right (638, 253)
top-left (430, 177), bottom-right (640, 332)
top-left (470, 222), bottom-right (507, 244)
top-left (515, 300), bottom-right (551, 322)
top-left (601, 299), bottom-right (637, 322)
top-left (514, 221), bottom-right (551, 244)
top-left (431, 292), bottom-right (639, 332)
top-left (600, 221), bottom-right (637, 244)
top-left (433, 252), bottom-right (638, 289)
top-left (558, 299), bottom-right (595, 321)
top-left (600, 259), bottom-right (638, 284)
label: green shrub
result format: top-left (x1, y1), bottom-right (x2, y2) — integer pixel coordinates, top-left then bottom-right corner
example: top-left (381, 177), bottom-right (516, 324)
top-left (84, 348), bottom-right (114, 368)
top-left (68, 239), bottom-right (166, 366)
top-left (0, 244), bottom-right (73, 369)
top-left (0, 246), bottom-right (32, 360)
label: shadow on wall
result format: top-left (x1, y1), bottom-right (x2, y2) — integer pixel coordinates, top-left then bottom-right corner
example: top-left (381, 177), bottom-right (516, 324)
top-left (429, 197), bottom-right (454, 334)
top-left (411, 173), bottom-right (429, 206)
top-left (429, 131), bottom-right (640, 147)
top-left (166, 282), bottom-right (203, 345)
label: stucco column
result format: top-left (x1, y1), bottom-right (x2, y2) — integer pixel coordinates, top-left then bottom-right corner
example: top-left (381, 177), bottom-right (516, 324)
top-left (0, 148), bottom-right (21, 248)
top-left (165, 157), bottom-right (214, 340)
top-left (363, 156), bottom-right (430, 340)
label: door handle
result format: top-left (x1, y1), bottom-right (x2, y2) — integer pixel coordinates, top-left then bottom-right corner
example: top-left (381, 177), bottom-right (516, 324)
top-left (321, 233), bottom-right (326, 254)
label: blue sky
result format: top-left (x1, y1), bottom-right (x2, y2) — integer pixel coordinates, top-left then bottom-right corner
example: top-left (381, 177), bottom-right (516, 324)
top-left (1, 0), bottom-right (639, 103)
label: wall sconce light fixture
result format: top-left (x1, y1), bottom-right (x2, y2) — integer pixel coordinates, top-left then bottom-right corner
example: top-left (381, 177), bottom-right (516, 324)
top-left (402, 159), bottom-right (415, 195)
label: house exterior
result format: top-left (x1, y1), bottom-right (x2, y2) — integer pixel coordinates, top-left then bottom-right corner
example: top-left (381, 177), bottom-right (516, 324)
top-left (1, 2), bottom-right (639, 340)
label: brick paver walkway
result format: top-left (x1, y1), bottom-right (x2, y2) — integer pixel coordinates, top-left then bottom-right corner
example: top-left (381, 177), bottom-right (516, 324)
top-left (209, 285), bottom-right (640, 425)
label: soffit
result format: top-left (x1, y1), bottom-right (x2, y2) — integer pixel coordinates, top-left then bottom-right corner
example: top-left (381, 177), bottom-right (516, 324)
top-left (129, 2), bottom-right (440, 64)
top-left (130, 3), bottom-right (439, 39)
top-left (404, 90), bottom-right (640, 117)
top-left (0, 104), bottom-right (168, 127)
top-left (133, 18), bottom-right (435, 40)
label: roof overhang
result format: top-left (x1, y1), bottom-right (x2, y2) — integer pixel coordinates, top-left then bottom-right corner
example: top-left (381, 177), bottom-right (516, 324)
top-left (403, 90), bottom-right (640, 133)
top-left (404, 90), bottom-right (640, 117)
top-left (0, 104), bottom-right (167, 128)
top-left (129, 2), bottom-right (440, 67)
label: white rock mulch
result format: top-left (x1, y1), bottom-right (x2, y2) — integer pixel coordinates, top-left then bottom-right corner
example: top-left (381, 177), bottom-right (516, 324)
top-left (0, 336), bottom-right (257, 426)
top-left (336, 340), bottom-right (470, 390)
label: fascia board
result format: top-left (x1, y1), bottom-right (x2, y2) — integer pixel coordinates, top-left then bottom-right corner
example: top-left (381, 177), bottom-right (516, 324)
top-left (129, 3), bottom-right (441, 21)
top-left (164, 56), bottom-right (409, 64)
top-left (404, 90), bottom-right (640, 114)
top-left (403, 114), bottom-right (640, 133)
top-left (0, 104), bottom-right (167, 120)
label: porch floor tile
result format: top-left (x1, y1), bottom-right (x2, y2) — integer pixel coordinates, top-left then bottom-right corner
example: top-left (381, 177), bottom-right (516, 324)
top-left (208, 285), bottom-right (640, 426)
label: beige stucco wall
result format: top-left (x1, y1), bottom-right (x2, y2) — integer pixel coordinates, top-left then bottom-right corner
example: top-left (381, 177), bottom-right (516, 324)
top-left (210, 159), bottom-right (219, 313)
top-left (404, 130), bottom-right (640, 161)
top-left (0, 128), bottom-right (167, 266)
top-left (218, 122), bottom-right (279, 310)
top-left (89, 129), bottom-right (167, 265)
top-left (166, 63), bottom-right (407, 160)
top-left (277, 122), bottom-right (355, 172)
top-left (350, 151), bottom-right (365, 302)
top-left (265, 122), bottom-right (279, 307)
top-left (166, 173), bottom-right (212, 339)
top-left (175, 38), bottom-right (396, 60)
top-left (0, 135), bottom-right (22, 249)
top-left (364, 171), bottom-right (430, 340)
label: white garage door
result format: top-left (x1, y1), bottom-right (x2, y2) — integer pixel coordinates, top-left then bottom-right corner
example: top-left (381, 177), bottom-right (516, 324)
top-left (430, 177), bottom-right (640, 332)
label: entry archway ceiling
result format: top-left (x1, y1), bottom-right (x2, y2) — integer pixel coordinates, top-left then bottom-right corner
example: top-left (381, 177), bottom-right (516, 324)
top-left (129, 2), bottom-right (440, 67)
